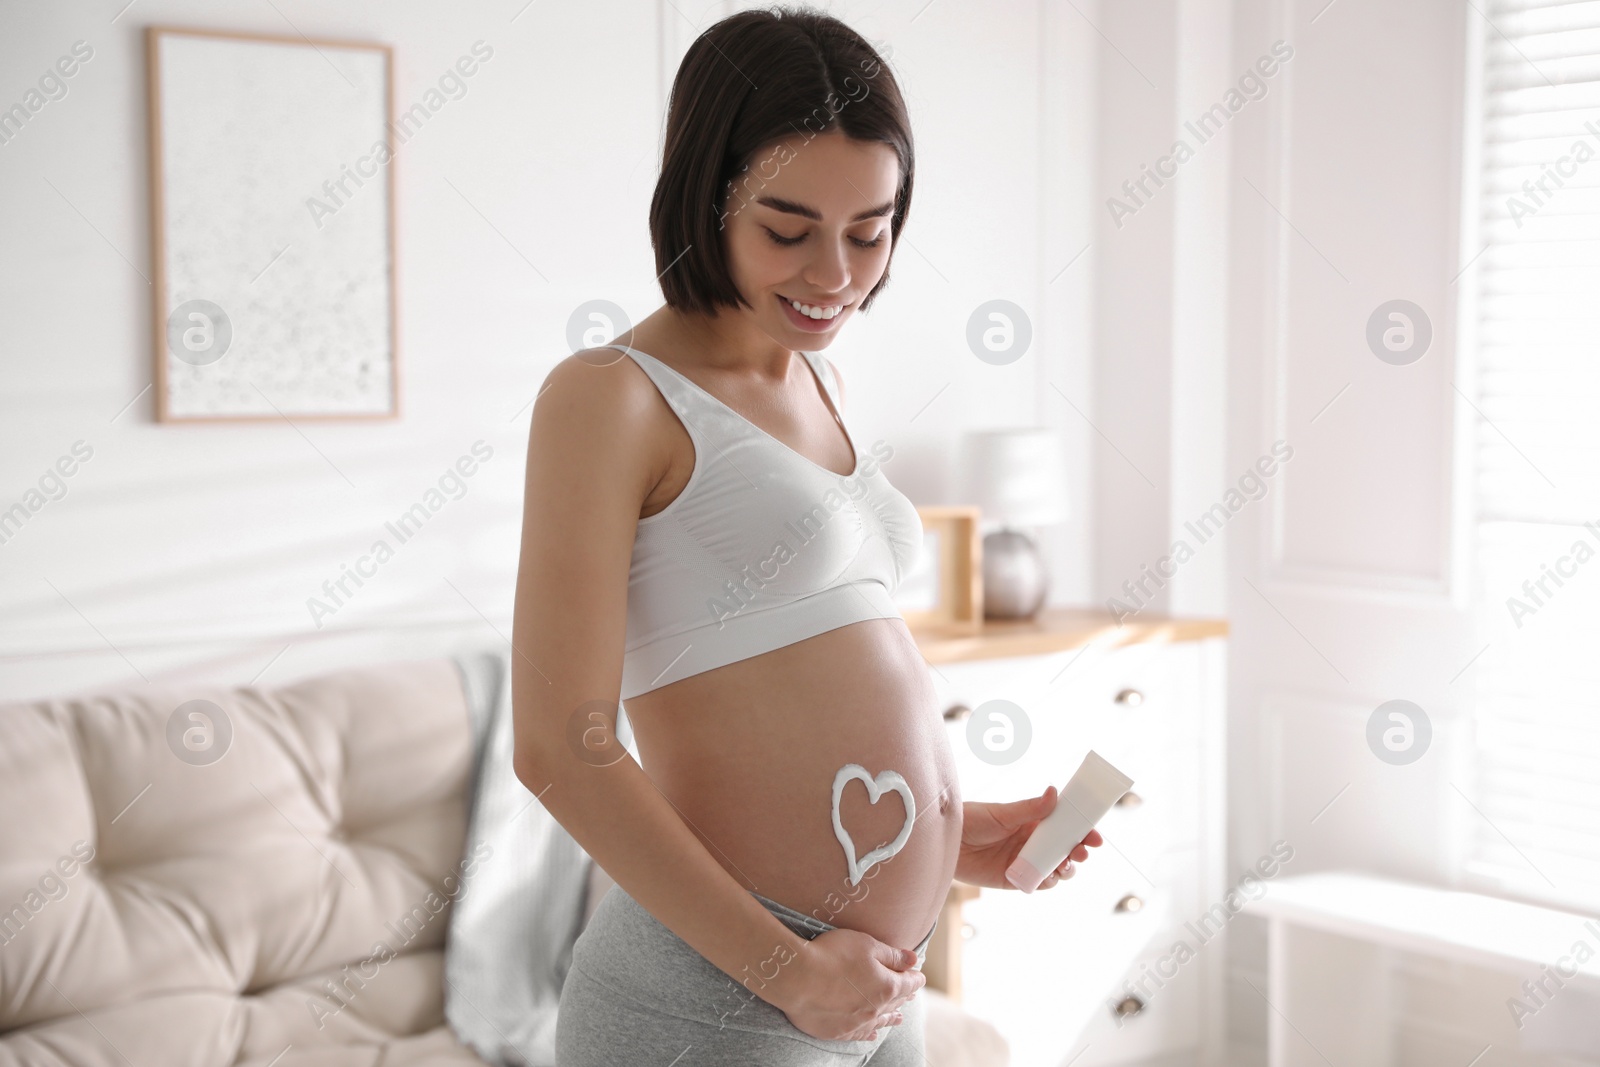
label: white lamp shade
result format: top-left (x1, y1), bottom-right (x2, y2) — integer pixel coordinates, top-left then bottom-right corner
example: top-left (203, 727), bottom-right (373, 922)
top-left (958, 428), bottom-right (1070, 528)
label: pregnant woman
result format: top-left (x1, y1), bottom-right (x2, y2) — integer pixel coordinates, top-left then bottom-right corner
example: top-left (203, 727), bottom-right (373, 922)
top-left (513, 7), bottom-right (1099, 1064)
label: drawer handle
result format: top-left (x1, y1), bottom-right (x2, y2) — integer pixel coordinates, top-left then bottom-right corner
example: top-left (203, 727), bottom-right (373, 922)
top-left (961, 922), bottom-right (978, 940)
top-left (942, 702), bottom-right (972, 722)
top-left (1115, 791), bottom-right (1143, 808)
top-left (1112, 994), bottom-right (1145, 1019)
top-left (1114, 688), bottom-right (1144, 707)
top-left (1114, 894), bottom-right (1144, 913)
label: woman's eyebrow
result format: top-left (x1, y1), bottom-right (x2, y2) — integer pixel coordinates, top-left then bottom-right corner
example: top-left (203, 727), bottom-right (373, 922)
top-left (754, 195), bottom-right (894, 223)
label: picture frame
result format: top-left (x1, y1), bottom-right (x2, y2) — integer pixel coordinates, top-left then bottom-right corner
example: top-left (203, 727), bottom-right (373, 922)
top-left (896, 505), bottom-right (983, 632)
top-left (146, 26), bottom-right (399, 422)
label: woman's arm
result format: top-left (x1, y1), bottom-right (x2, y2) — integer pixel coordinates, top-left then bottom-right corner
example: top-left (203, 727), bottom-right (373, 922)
top-left (510, 350), bottom-right (814, 1005)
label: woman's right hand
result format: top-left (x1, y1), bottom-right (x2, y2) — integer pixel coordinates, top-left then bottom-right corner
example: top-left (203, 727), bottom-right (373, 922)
top-left (768, 926), bottom-right (927, 1042)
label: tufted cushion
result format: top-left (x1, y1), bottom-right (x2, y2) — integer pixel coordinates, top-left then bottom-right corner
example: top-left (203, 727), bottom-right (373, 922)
top-left (0, 658), bottom-right (491, 1065)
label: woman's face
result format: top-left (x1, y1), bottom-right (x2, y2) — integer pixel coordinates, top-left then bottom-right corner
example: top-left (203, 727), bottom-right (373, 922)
top-left (719, 128), bottom-right (899, 345)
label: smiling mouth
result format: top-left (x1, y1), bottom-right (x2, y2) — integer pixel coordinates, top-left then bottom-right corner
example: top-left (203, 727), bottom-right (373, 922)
top-left (778, 293), bottom-right (851, 321)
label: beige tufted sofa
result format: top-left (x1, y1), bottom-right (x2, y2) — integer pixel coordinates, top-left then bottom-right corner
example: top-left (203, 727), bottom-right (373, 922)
top-left (0, 656), bottom-right (1009, 1066)
top-left (0, 659), bottom-right (484, 1065)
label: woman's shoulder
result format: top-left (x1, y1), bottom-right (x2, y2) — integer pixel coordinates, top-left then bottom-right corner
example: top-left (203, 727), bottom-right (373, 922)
top-left (528, 346), bottom-right (678, 464)
top-left (539, 345), bottom-right (660, 417)
top-left (525, 347), bottom-right (677, 505)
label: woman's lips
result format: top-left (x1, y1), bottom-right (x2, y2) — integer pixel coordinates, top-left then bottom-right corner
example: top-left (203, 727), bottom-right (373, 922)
top-left (778, 293), bottom-right (848, 332)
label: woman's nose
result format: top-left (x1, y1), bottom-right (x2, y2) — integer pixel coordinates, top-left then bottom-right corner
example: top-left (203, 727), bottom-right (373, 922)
top-left (804, 240), bottom-right (851, 292)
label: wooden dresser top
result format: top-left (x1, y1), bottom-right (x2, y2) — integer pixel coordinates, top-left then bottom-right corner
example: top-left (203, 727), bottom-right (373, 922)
top-left (909, 607), bottom-right (1229, 665)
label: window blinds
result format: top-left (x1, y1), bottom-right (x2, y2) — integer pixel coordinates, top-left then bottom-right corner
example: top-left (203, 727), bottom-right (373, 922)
top-left (1469, 0), bottom-right (1600, 912)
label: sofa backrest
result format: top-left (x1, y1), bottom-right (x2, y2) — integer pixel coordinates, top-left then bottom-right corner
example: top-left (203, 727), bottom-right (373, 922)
top-left (0, 657), bottom-right (474, 1034)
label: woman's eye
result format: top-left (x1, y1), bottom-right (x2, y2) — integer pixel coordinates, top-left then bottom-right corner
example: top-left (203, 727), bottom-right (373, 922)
top-left (763, 229), bottom-right (885, 249)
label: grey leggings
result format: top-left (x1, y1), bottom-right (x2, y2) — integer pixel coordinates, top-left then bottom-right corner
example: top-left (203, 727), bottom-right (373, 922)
top-left (555, 884), bottom-right (938, 1066)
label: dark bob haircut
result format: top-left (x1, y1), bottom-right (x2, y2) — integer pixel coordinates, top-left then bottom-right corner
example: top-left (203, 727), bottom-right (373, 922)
top-left (649, 5), bottom-right (914, 316)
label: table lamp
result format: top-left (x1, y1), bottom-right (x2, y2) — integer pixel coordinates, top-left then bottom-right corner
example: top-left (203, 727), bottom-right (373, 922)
top-left (958, 428), bottom-right (1069, 620)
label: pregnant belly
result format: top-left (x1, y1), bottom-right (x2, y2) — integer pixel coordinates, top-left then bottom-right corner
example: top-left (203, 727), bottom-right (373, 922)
top-left (622, 617), bottom-right (963, 950)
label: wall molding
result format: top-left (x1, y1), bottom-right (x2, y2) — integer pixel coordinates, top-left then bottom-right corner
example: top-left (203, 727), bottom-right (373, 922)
top-left (1258, 0), bottom-right (1463, 607)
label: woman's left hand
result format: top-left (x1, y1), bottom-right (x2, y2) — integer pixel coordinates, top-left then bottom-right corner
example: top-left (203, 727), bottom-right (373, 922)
top-left (954, 786), bottom-right (1103, 890)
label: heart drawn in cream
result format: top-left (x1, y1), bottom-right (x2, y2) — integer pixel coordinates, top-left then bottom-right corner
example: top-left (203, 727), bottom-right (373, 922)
top-left (831, 763), bottom-right (917, 887)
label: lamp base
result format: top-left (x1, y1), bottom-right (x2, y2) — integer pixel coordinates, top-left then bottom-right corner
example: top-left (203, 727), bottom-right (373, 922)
top-left (981, 529), bottom-right (1049, 620)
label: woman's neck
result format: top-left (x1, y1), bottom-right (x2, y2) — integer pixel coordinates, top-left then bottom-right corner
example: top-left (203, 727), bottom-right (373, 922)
top-left (628, 304), bottom-right (796, 379)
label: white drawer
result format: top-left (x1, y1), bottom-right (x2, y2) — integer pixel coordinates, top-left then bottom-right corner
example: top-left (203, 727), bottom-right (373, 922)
top-left (937, 653), bottom-right (1204, 857)
top-left (1065, 939), bottom-right (1203, 1062)
top-left (944, 736), bottom-right (1199, 865)
top-left (1052, 838), bottom-right (1193, 939)
top-left (1097, 740), bottom-right (1202, 856)
top-left (957, 884), bottom-right (1167, 1067)
top-left (1061, 640), bottom-right (1200, 755)
top-left (933, 641), bottom-right (1201, 769)
top-left (1062, 846), bottom-right (1206, 1066)
top-left (955, 849), bottom-right (1202, 1067)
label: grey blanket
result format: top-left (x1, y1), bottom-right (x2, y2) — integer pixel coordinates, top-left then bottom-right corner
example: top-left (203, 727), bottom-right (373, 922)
top-left (444, 645), bottom-right (596, 1066)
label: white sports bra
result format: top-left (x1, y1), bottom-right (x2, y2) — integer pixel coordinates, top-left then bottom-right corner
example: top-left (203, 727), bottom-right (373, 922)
top-left (604, 343), bottom-right (924, 701)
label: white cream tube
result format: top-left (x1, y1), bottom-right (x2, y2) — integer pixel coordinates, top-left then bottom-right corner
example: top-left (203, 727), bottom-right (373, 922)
top-left (1005, 750), bottom-right (1134, 893)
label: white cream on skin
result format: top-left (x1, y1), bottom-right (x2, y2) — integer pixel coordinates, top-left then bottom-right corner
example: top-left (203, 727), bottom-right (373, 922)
top-left (1005, 750), bottom-right (1134, 893)
top-left (832, 763), bottom-right (917, 886)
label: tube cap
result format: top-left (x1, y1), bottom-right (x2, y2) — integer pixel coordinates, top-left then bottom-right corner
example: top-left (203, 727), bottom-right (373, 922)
top-left (1005, 855), bottom-right (1044, 893)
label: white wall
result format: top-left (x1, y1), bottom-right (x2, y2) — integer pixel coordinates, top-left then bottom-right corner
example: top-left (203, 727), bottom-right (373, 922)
top-left (1090, 0), bottom-right (1232, 622)
top-left (0, 0), bottom-right (1097, 701)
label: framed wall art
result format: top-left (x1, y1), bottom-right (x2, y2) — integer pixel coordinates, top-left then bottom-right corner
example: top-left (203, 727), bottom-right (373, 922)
top-left (895, 505), bottom-right (983, 632)
top-left (147, 26), bottom-right (399, 422)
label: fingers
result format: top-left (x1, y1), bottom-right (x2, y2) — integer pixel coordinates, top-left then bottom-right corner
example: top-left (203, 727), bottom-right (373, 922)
top-left (856, 959), bottom-right (921, 1041)
top-left (888, 972), bottom-right (924, 1013)
top-left (897, 970), bottom-right (927, 1005)
top-left (878, 942), bottom-right (919, 971)
top-left (863, 1009), bottom-right (906, 1041)
top-left (998, 790), bottom-right (1056, 833)
top-left (1039, 859), bottom-right (1077, 888)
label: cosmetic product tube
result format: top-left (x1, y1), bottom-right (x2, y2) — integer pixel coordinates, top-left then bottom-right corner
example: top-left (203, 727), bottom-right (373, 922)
top-left (1005, 750), bottom-right (1134, 893)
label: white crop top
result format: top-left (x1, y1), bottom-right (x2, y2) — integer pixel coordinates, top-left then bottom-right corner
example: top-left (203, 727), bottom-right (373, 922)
top-left (605, 343), bottom-right (924, 700)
